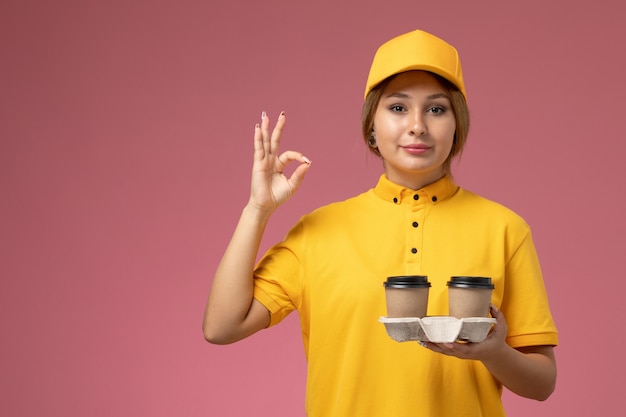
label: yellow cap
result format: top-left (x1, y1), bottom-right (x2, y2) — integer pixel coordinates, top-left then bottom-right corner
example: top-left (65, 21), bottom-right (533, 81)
top-left (364, 29), bottom-right (466, 99)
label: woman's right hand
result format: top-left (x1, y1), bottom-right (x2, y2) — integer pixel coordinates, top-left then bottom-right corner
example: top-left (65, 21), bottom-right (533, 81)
top-left (248, 111), bottom-right (311, 212)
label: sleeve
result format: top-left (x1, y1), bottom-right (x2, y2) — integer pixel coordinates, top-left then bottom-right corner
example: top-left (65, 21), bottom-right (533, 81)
top-left (252, 220), bottom-right (305, 327)
top-left (501, 226), bottom-right (559, 348)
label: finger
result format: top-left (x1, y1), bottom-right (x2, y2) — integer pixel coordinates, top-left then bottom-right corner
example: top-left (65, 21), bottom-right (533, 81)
top-left (269, 111), bottom-right (286, 154)
top-left (253, 123), bottom-right (264, 157)
top-left (260, 111), bottom-right (271, 153)
top-left (287, 158), bottom-right (312, 189)
top-left (275, 151), bottom-right (311, 189)
top-left (276, 150), bottom-right (311, 172)
top-left (421, 342), bottom-right (453, 356)
top-left (489, 304), bottom-right (508, 338)
top-left (490, 304), bottom-right (505, 327)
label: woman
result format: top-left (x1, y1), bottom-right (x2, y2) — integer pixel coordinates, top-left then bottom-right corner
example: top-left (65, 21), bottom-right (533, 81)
top-left (203, 29), bottom-right (558, 417)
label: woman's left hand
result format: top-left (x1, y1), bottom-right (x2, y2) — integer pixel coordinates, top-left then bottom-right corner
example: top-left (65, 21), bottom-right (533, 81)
top-left (422, 305), bottom-right (508, 361)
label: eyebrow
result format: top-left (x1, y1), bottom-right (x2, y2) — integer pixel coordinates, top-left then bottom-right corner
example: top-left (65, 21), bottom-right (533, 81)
top-left (384, 92), bottom-right (450, 100)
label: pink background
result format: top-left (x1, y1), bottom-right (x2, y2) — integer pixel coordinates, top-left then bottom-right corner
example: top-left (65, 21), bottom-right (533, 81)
top-left (2, 0), bottom-right (624, 415)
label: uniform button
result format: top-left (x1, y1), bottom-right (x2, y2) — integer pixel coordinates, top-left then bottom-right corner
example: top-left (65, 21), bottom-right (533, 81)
top-left (431, 196), bottom-right (437, 202)
top-left (411, 248), bottom-right (418, 254)
top-left (412, 221), bottom-right (418, 228)
top-left (413, 194), bottom-right (419, 200)
top-left (393, 197), bottom-right (398, 203)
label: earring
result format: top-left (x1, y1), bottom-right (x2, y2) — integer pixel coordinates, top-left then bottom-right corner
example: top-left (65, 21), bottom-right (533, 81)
top-left (368, 134), bottom-right (377, 148)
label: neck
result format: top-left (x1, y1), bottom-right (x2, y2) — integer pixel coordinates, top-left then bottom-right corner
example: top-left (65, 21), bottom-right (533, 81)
top-left (383, 169), bottom-right (447, 191)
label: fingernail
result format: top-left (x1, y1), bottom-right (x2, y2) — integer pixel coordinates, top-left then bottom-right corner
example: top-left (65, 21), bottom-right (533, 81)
top-left (280, 111), bottom-right (285, 117)
top-left (261, 111), bottom-right (266, 120)
top-left (303, 156), bottom-right (311, 164)
top-left (491, 304), bottom-right (499, 313)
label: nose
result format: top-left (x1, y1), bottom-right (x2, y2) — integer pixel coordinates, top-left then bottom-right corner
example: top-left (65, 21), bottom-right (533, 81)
top-left (409, 112), bottom-right (427, 136)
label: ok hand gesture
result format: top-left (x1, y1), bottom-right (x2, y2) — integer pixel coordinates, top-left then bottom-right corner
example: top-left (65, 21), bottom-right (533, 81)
top-left (248, 111), bottom-right (311, 213)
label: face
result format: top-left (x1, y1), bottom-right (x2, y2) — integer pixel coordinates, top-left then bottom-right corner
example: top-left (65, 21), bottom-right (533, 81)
top-left (372, 71), bottom-right (456, 190)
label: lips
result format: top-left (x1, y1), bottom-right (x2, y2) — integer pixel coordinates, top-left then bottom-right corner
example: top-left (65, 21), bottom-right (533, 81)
top-left (403, 144), bottom-right (430, 150)
top-left (402, 144), bottom-right (431, 154)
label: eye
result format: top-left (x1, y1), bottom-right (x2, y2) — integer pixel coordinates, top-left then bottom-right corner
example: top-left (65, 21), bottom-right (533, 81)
top-left (428, 106), bottom-right (446, 114)
top-left (387, 104), bottom-right (406, 113)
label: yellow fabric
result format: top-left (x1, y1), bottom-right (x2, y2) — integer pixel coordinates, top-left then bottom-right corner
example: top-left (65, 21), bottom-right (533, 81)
top-left (364, 29), bottom-right (466, 99)
top-left (253, 174), bottom-right (558, 417)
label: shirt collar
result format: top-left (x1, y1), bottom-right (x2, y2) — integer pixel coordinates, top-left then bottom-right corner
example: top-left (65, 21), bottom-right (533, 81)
top-left (373, 174), bottom-right (458, 205)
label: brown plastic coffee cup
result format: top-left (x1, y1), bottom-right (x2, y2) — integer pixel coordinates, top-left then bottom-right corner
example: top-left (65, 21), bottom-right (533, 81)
top-left (447, 276), bottom-right (494, 318)
top-left (384, 276), bottom-right (431, 318)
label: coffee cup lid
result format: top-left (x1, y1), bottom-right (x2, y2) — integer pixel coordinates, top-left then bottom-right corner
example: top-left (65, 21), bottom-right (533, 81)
top-left (446, 276), bottom-right (494, 289)
top-left (384, 275), bottom-right (431, 288)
